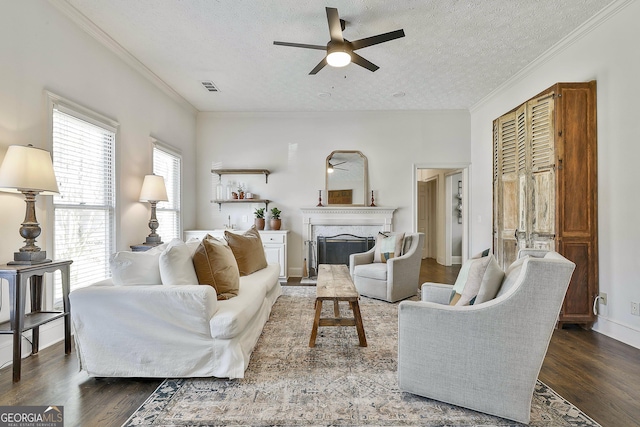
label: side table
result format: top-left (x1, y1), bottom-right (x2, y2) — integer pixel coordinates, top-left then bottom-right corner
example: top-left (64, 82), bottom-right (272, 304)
top-left (0, 259), bottom-right (73, 382)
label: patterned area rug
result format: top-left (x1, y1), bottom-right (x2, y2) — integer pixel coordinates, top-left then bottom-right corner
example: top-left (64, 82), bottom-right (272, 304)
top-left (124, 286), bottom-right (600, 427)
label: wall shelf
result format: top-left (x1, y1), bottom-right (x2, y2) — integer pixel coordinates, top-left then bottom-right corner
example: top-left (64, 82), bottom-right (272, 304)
top-left (211, 198), bottom-right (270, 211)
top-left (211, 168), bottom-right (270, 183)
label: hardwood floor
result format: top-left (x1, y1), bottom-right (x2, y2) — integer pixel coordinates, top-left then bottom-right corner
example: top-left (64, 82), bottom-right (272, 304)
top-left (0, 259), bottom-right (638, 427)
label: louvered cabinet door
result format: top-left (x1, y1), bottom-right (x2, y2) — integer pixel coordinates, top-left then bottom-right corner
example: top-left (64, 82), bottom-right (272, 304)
top-left (528, 93), bottom-right (557, 252)
top-left (515, 105), bottom-right (529, 253)
top-left (494, 112), bottom-right (519, 269)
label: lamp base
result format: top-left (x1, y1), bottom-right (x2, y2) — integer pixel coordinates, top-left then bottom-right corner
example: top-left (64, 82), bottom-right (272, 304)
top-left (8, 250), bottom-right (52, 265)
top-left (144, 235), bottom-right (163, 245)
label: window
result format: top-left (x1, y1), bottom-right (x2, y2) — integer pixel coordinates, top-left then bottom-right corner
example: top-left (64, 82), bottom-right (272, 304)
top-left (49, 93), bottom-right (117, 299)
top-left (152, 142), bottom-right (181, 241)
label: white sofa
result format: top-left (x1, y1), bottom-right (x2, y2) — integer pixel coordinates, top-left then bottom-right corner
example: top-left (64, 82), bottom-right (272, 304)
top-left (70, 248), bottom-right (281, 379)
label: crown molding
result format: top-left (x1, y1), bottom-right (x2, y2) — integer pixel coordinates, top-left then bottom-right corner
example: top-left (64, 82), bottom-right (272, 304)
top-left (470, 0), bottom-right (634, 113)
top-left (47, 0), bottom-right (198, 115)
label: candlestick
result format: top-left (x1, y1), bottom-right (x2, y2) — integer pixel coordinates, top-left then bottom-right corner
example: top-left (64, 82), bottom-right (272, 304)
top-left (370, 190), bottom-right (376, 207)
top-left (317, 190), bottom-right (323, 207)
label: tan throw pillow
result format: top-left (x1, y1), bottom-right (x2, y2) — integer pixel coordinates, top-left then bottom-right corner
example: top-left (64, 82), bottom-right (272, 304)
top-left (192, 235), bottom-right (239, 300)
top-left (224, 226), bottom-right (268, 276)
top-left (455, 254), bottom-right (504, 306)
top-left (374, 232), bottom-right (405, 263)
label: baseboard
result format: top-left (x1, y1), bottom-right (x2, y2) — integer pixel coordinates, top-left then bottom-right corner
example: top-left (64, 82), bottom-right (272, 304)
top-left (0, 318), bottom-right (66, 368)
top-left (452, 256), bottom-right (462, 265)
top-left (593, 316), bottom-right (640, 350)
top-left (289, 267), bottom-right (303, 278)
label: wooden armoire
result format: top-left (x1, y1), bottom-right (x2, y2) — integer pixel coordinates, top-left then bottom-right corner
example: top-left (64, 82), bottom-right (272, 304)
top-left (493, 81), bottom-right (598, 328)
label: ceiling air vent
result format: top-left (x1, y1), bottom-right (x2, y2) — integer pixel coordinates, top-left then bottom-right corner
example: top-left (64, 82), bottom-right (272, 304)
top-left (200, 80), bottom-right (220, 92)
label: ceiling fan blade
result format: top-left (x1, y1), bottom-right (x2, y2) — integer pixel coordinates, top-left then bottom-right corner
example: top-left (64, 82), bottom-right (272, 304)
top-left (350, 29), bottom-right (405, 50)
top-left (309, 57), bottom-right (328, 75)
top-left (326, 7), bottom-right (344, 43)
top-left (273, 41), bottom-right (327, 51)
top-left (351, 52), bottom-right (379, 72)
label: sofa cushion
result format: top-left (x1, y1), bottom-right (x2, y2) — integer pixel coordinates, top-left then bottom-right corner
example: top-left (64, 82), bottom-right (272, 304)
top-left (454, 255), bottom-right (504, 306)
top-left (374, 232), bottom-right (405, 263)
top-left (159, 239), bottom-right (199, 286)
top-left (225, 226), bottom-right (268, 276)
top-left (110, 251), bottom-right (162, 286)
top-left (354, 263), bottom-right (388, 281)
top-left (209, 263), bottom-right (280, 339)
top-left (193, 235), bottom-right (240, 300)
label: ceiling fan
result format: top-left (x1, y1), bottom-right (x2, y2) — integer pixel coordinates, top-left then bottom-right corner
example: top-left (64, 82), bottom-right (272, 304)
top-left (327, 160), bottom-right (347, 173)
top-left (273, 7), bottom-right (405, 75)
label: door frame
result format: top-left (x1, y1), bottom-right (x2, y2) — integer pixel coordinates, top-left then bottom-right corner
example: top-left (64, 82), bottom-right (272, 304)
top-left (413, 163), bottom-right (471, 265)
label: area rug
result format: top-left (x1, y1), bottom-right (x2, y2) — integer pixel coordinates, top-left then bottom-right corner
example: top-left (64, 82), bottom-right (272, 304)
top-left (123, 286), bottom-right (600, 427)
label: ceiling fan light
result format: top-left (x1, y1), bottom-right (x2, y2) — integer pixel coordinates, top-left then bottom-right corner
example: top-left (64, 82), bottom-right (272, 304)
top-left (326, 50), bottom-right (351, 67)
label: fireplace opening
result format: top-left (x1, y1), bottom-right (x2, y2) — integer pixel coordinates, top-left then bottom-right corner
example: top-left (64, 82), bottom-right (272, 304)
top-left (317, 234), bottom-right (375, 267)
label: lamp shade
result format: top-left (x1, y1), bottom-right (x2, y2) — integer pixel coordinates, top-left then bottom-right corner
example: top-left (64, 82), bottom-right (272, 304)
top-left (0, 145), bottom-right (59, 195)
top-left (139, 174), bottom-right (168, 202)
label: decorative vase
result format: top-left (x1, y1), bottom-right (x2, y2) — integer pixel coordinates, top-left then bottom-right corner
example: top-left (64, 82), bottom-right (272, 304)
top-left (255, 218), bottom-right (265, 230)
top-left (238, 191), bottom-right (245, 199)
top-left (269, 219), bottom-right (282, 230)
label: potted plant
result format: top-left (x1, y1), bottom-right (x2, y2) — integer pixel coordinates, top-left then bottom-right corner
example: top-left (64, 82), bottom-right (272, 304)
top-left (269, 207), bottom-right (282, 230)
top-left (254, 207), bottom-right (265, 230)
top-left (237, 183), bottom-right (245, 199)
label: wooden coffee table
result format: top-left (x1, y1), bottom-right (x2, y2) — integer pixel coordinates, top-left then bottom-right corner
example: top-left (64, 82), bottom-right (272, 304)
top-left (309, 264), bottom-right (367, 347)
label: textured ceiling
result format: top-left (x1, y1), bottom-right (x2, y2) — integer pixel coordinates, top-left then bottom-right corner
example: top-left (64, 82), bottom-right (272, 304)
top-left (64, 0), bottom-right (613, 112)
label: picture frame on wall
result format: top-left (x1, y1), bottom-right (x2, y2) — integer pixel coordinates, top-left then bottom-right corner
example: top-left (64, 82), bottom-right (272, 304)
top-left (328, 189), bottom-right (353, 204)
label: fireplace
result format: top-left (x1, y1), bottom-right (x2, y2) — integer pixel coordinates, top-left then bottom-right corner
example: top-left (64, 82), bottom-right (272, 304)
top-left (300, 206), bottom-right (396, 279)
top-left (317, 234), bottom-right (375, 266)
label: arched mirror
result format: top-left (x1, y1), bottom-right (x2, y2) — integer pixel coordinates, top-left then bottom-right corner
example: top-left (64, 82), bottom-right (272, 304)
top-left (325, 150), bottom-right (368, 206)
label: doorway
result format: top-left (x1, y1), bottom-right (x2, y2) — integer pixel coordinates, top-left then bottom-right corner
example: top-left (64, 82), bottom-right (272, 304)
top-left (414, 165), bottom-right (469, 266)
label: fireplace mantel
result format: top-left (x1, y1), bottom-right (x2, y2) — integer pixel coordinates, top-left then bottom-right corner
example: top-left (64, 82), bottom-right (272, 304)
top-left (300, 206), bottom-right (397, 243)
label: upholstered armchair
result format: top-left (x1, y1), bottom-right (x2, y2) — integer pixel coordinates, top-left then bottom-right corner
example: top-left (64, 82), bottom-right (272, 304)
top-left (397, 250), bottom-right (575, 424)
top-left (349, 232), bottom-right (424, 303)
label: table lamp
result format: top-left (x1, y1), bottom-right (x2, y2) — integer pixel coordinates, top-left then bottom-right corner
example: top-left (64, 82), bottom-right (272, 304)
top-left (0, 144), bottom-right (59, 265)
top-left (139, 174), bottom-right (168, 246)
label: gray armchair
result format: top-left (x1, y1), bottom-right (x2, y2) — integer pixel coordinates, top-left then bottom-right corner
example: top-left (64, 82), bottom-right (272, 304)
top-left (349, 232), bottom-right (424, 303)
top-left (397, 250), bottom-right (575, 424)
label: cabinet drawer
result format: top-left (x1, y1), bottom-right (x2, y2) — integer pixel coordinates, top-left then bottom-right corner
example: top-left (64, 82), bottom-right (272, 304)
top-left (261, 234), bottom-right (285, 244)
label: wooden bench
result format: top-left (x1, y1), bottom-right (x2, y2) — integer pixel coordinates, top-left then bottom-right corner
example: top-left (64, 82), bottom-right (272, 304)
top-left (309, 264), bottom-right (367, 347)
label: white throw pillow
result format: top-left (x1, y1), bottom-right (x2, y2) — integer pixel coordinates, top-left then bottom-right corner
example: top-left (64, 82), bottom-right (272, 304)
top-left (185, 237), bottom-right (202, 257)
top-left (455, 254), bottom-right (504, 306)
top-left (110, 251), bottom-right (162, 286)
top-left (159, 239), bottom-right (199, 286)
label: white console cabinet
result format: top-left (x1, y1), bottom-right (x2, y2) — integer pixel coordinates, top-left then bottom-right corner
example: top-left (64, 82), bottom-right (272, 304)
top-left (184, 229), bottom-right (288, 281)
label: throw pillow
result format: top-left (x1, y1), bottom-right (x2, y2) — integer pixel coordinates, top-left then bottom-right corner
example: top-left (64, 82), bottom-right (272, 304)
top-left (455, 254), bottom-right (504, 306)
top-left (496, 255), bottom-right (530, 297)
top-left (224, 226), bottom-right (268, 276)
top-left (192, 235), bottom-right (240, 300)
top-left (159, 239), bottom-right (199, 286)
top-left (373, 232), bottom-right (405, 263)
top-left (110, 251), bottom-right (162, 286)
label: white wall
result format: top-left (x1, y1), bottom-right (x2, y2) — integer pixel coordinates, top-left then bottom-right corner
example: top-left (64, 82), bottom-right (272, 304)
top-left (196, 111), bottom-right (470, 277)
top-left (469, 0), bottom-right (640, 348)
top-left (0, 1), bottom-right (197, 361)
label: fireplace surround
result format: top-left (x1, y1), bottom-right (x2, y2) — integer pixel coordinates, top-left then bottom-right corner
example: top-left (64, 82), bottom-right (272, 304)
top-left (300, 206), bottom-right (396, 277)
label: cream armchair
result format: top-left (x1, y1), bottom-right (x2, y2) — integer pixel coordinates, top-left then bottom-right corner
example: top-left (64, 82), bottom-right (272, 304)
top-left (349, 232), bottom-right (424, 303)
top-left (397, 250), bottom-right (575, 424)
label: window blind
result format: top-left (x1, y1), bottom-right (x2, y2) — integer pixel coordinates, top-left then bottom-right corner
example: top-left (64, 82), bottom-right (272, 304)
top-left (52, 107), bottom-right (115, 299)
top-left (153, 145), bottom-right (181, 241)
